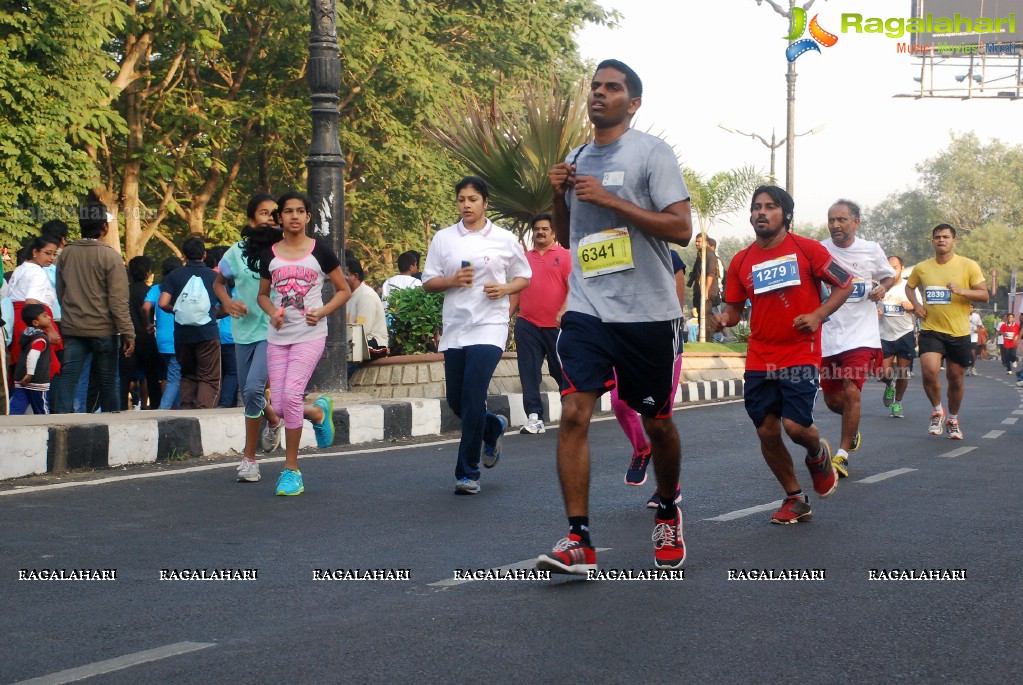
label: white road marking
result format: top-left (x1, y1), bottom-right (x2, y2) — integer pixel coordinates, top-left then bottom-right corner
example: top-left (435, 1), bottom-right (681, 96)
top-left (937, 446), bottom-right (977, 459)
top-left (1013, 410), bottom-right (1023, 415)
top-left (1001, 417), bottom-right (1018, 425)
top-left (12, 641), bottom-right (215, 685)
top-left (428, 549), bottom-right (612, 587)
top-left (856, 468), bottom-right (917, 483)
top-left (983, 430), bottom-right (1005, 439)
top-left (705, 501), bottom-right (783, 522)
top-left (1, 399), bottom-right (743, 497)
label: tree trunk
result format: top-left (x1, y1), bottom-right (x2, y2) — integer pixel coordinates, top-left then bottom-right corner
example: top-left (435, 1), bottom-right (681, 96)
top-left (121, 81), bottom-right (146, 259)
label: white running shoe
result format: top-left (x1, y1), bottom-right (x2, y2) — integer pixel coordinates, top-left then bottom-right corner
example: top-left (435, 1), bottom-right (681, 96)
top-left (260, 420), bottom-right (283, 453)
top-left (236, 458), bottom-right (261, 482)
top-left (520, 413), bottom-right (546, 434)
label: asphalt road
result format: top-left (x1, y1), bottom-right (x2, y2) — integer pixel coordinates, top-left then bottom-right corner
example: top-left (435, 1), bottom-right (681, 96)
top-left (2, 362), bottom-right (1021, 684)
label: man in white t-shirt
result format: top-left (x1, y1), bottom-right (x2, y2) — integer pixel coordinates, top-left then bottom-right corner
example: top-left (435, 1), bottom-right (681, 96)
top-left (380, 251), bottom-right (422, 307)
top-left (878, 256), bottom-right (916, 417)
top-left (968, 305), bottom-right (983, 375)
top-left (819, 200), bottom-right (896, 478)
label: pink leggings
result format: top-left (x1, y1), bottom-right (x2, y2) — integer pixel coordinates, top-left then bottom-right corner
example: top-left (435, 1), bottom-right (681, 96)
top-left (267, 338), bottom-right (325, 429)
top-left (611, 354), bottom-right (684, 457)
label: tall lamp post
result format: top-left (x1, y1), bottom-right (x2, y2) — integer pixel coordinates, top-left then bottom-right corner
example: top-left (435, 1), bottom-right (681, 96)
top-left (307, 0), bottom-right (348, 392)
top-left (755, 0), bottom-right (826, 196)
top-left (718, 123), bottom-right (825, 184)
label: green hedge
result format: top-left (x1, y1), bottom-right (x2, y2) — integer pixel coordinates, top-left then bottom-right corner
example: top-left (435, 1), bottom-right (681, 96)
top-left (387, 287), bottom-right (443, 355)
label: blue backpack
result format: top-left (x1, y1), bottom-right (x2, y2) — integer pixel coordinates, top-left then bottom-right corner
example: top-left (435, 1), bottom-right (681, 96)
top-left (173, 274), bottom-right (212, 326)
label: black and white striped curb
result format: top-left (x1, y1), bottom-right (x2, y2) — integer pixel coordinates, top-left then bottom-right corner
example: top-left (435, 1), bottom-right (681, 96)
top-left (0, 379), bottom-right (742, 480)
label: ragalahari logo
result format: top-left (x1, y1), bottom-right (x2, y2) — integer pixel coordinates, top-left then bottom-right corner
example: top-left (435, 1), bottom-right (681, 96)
top-left (784, 7), bottom-right (838, 62)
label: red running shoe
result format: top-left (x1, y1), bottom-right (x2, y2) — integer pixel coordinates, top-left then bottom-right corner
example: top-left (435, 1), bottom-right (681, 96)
top-left (536, 533), bottom-right (597, 575)
top-left (805, 439), bottom-right (838, 498)
top-left (770, 495), bottom-right (813, 525)
top-left (652, 506), bottom-right (686, 569)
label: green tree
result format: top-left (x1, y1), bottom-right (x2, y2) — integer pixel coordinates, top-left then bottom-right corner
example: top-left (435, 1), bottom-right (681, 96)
top-left (3, 0), bottom-right (613, 273)
top-left (0, 0), bottom-right (125, 246)
top-left (958, 221), bottom-right (1023, 296)
top-left (87, 0), bottom-right (229, 256)
top-left (330, 0), bottom-right (611, 280)
top-left (861, 189), bottom-right (936, 266)
top-left (916, 132), bottom-right (1023, 234)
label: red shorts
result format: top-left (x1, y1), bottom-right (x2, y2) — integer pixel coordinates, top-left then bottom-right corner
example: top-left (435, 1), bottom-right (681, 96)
top-left (820, 347), bottom-right (884, 394)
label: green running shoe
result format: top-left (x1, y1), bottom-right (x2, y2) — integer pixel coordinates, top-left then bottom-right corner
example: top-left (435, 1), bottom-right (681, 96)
top-left (883, 382), bottom-right (896, 407)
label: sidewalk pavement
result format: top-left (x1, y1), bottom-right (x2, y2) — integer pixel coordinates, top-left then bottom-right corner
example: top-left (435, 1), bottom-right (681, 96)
top-left (0, 379), bottom-right (744, 481)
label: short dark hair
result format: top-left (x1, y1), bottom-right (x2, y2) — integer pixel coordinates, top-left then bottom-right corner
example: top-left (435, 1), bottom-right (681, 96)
top-left (530, 213), bottom-right (552, 228)
top-left (161, 256), bottom-right (183, 277)
top-left (751, 185), bottom-right (795, 230)
top-left (205, 245), bottom-right (229, 269)
top-left (596, 59), bottom-right (642, 98)
top-left (345, 258), bottom-right (365, 281)
top-left (932, 223), bottom-right (957, 238)
top-left (277, 191), bottom-right (312, 213)
top-left (707, 237), bottom-right (717, 248)
top-left (21, 303), bottom-right (46, 327)
top-left (246, 192), bottom-right (277, 220)
top-left (831, 199), bottom-right (861, 220)
top-left (79, 201), bottom-right (109, 240)
top-left (182, 237), bottom-right (206, 261)
top-left (397, 250), bottom-right (418, 273)
top-left (455, 176), bottom-right (489, 201)
top-left (889, 255), bottom-right (904, 267)
top-left (41, 219), bottom-right (69, 243)
top-left (128, 255), bottom-right (153, 283)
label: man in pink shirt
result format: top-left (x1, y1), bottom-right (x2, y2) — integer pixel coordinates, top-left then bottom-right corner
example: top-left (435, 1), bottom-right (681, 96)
top-left (514, 214), bottom-right (571, 434)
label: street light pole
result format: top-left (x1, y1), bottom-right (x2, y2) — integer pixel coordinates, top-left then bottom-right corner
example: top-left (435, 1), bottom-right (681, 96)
top-left (718, 123), bottom-right (825, 185)
top-left (785, 55), bottom-right (797, 194)
top-left (307, 0), bottom-right (348, 392)
top-left (755, 0), bottom-right (824, 195)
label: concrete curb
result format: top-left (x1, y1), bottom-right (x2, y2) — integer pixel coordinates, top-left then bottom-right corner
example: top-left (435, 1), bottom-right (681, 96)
top-left (0, 379), bottom-right (743, 481)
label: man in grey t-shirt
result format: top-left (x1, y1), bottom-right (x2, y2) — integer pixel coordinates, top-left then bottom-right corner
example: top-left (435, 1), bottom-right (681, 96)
top-left (536, 59), bottom-right (693, 576)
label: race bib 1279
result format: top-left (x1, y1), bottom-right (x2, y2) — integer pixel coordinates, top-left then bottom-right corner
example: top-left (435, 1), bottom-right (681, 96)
top-left (751, 254), bottom-right (801, 294)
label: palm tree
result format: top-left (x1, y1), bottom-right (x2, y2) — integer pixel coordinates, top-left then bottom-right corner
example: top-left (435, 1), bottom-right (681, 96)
top-left (683, 165), bottom-right (768, 341)
top-left (426, 80), bottom-right (591, 240)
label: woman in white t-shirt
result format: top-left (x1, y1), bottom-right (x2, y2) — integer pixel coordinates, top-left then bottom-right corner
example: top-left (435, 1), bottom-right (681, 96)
top-left (8, 236), bottom-right (62, 375)
top-left (422, 176), bottom-right (531, 495)
top-left (248, 191), bottom-right (351, 497)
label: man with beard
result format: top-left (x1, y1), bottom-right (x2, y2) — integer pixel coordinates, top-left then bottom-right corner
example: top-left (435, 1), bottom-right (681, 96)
top-left (713, 186), bottom-right (853, 524)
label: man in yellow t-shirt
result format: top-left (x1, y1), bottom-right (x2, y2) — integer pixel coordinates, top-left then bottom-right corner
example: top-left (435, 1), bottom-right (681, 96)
top-left (906, 224), bottom-right (988, 440)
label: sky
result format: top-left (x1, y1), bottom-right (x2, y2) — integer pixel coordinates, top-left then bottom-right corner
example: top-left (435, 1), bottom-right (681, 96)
top-left (576, 0), bottom-right (1023, 240)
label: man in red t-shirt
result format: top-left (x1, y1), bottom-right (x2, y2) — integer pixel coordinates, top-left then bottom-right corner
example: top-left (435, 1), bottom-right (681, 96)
top-left (513, 214), bottom-right (571, 434)
top-left (714, 186), bottom-right (853, 525)
top-left (998, 313), bottom-right (1019, 374)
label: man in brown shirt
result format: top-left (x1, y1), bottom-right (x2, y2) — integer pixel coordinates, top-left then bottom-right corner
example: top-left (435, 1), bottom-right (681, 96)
top-left (51, 201), bottom-right (134, 413)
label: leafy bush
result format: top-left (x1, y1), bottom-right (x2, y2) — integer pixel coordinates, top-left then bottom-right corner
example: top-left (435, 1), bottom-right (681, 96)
top-left (387, 286), bottom-right (443, 355)
top-left (983, 313), bottom-right (998, 338)
top-left (730, 320), bottom-right (751, 343)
